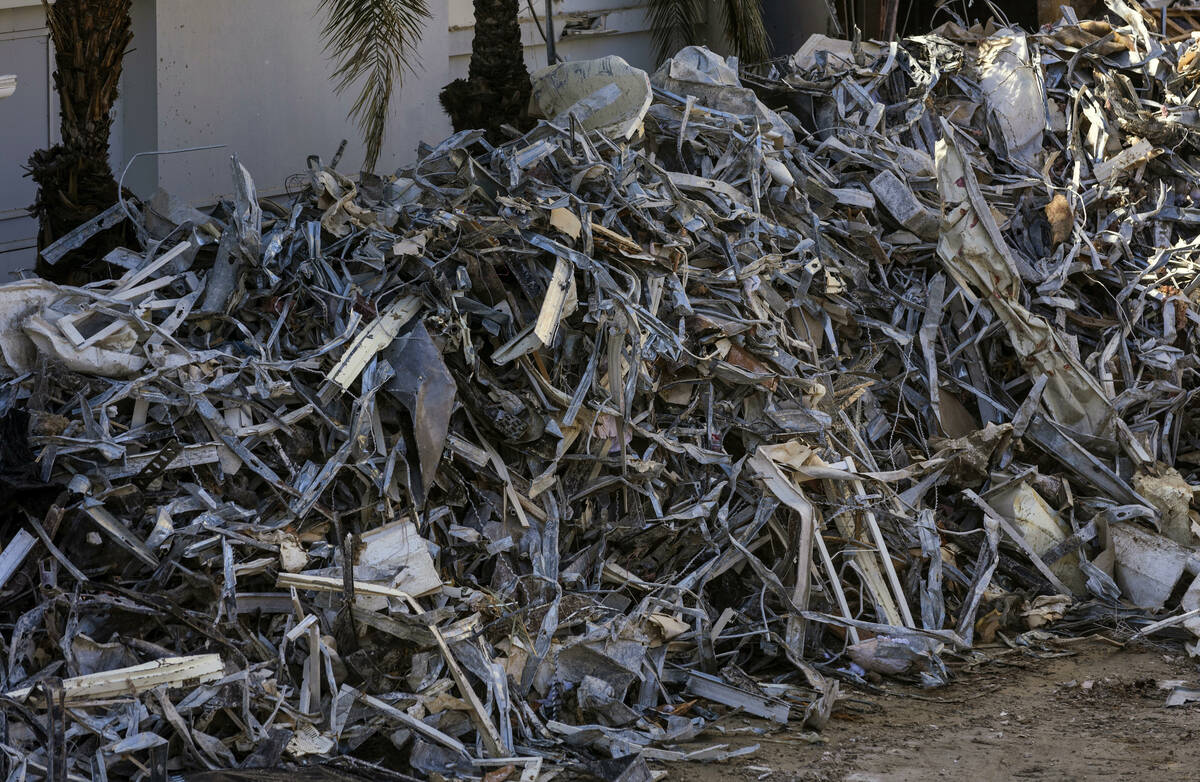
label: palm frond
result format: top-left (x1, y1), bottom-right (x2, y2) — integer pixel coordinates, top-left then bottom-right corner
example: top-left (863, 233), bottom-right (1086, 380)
top-left (318, 0), bottom-right (431, 172)
top-left (646, 0), bottom-right (706, 65)
top-left (718, 0), bottom-right (770, 64)
top-left (646, 0), bottom-right (768, 66)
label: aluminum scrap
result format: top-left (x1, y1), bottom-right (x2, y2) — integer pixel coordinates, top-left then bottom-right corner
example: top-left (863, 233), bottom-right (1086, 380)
top-left (4, 6), bottom-right (1200, 777)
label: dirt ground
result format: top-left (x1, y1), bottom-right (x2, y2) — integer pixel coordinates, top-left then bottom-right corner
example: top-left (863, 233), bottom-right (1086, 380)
top-left (663, 640), bottom-right (1200, 781)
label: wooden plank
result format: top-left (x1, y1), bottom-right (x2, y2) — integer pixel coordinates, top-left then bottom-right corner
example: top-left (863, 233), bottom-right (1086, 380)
top-left (7, 654), bottom-right (224, 704)
top-left (534, 256), bottom-right (574, 346)
top-left (322, 296), bottom-right (421, 399)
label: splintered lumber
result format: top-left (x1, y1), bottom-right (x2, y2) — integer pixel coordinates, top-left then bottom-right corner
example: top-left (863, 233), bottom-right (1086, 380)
top-left (7, 655), bottom-right (224, 704)
top-left (322, 295), bottom-right (421, 397)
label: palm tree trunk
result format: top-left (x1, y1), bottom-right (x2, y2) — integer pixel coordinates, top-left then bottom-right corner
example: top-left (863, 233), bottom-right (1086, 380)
top-left (28, 0), bottom-right (133, 282)
top-left (439, 0), bottom-right (532, 141)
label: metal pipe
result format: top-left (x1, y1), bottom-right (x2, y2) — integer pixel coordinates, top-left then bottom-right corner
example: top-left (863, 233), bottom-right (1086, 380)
top-left (544, 0), bottom-right (557, 64)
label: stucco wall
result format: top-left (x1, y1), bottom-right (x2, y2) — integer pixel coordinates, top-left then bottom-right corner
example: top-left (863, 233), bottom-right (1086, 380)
top-left (138, 0), bottom-right (453, 202)
top-left (0, 2), bottom-right (54, 277)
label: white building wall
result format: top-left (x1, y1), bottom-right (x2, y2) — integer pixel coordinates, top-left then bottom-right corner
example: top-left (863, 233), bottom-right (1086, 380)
top-left (0, 2), bottom-right (55, 277)
top-left (134, 0), bottom-right (454, 203)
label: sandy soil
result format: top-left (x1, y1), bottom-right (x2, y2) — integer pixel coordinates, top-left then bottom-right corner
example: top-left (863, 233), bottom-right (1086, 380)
top-left (662, 640), bottom-right (1200, 781)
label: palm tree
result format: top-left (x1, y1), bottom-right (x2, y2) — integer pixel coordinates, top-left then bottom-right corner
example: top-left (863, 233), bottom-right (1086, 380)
top-left (439, 0), bottom-right (533, 141)
top-left (318, 0), bottom-right (432, 172)
top-left (28, 0), bottom-right (133, 281)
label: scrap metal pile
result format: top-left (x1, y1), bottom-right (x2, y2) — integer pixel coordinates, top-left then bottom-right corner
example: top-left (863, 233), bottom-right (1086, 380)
top-left (4, 2), bottom-right (1200, 777)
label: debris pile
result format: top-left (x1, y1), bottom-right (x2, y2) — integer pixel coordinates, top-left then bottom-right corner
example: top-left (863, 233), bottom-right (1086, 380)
top-left (4, 3), bottom-right (1200, 777)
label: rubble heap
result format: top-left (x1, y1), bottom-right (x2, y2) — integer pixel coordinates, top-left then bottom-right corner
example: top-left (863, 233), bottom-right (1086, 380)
top-left (4, 3), bottom-right (1200, 777)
